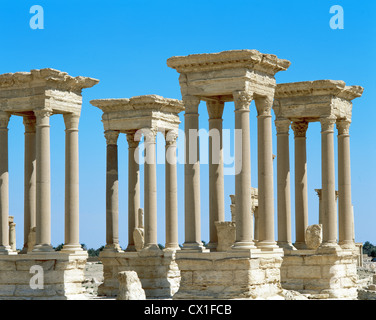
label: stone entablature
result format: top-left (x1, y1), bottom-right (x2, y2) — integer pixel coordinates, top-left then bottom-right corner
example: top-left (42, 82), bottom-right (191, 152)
top-left (273, 80), bottom-right (363, 122)
top-left (167, 49), bottom-right (290, 101)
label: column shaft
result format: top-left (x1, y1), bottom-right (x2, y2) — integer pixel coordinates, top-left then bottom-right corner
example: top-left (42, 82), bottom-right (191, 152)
top-left (0, 113), bottom-right (11, 254)
top-left (126, 131), bottom-right (140, 251)
top-left (337, 120), bottom-right (354, 248)
top-left (232, 91), bottom-right (255, 249)
top-left (207, 101), bottom-right (225, 250)
top-left (23, 116), bottom-right (36, 253)
top-left (320, 116), bottom-right (338, 247)
top-left (276, 119), bottom-right (293, 249)
top-left (256, 97), bottom-right (276, 248)
top-left (292, 121), bottom-right (309, 249)
top-left (104, 130), bottom-right (121, 252)
top-left (143, 129), bottom-right (159, 251)
top-left (183, 96), bottom-right (203, 250)
top-left (62, 114), bottom-right (82, 252)
top-left (165, 130), bottom-right (179, 250)
top-left (33, 110), bottom-right (54, 252)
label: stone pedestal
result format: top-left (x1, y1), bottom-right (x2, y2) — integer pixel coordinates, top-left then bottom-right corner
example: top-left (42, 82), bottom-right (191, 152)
top-left (173, 249), bottom-right (284, 300)
top-left (0, 252), bottom-right (88, 300)
top-left (280, 249), bottom-right (358, 299)
top-left (98, 250), bottom-right (180, 299)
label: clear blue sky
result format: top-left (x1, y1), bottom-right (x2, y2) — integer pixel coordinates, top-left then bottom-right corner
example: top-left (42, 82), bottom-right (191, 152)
top-left (1, 0), bottom-right (375, 249)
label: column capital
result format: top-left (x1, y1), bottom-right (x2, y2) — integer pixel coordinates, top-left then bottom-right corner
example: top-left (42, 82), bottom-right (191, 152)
top-left (0, 112), bottom-right (10, 128)
top-left (23, 115), bottom-right (37, 133)
top-left (183, 95), bottom-right (201, 114)
top-left (233, 90), bottom-right (253, 111)
top-left (34, 109), bottom-right (53, 126)
top-left (125, 130), bottom-right (140, 148)
top-left (255, 95), bottom-right (273, 117)
top-left (165, 129), bottom-right (179, 147)
top-left (104, 130), bottom-right (120, 145)
top-left (320, 116), bottom-right (336, 133)
top-left (291, 121), bottom-right (309, 138)
top-left (139, 127), bottom-right (158, 143)
top-left (206, 100), bottom-right (225, 119)
top-left (336, 119), bottom-right (351, 136)
top-left (275, 118), bottom-right (291, 134)
top-left (63, 113), bottom-right (80, 130)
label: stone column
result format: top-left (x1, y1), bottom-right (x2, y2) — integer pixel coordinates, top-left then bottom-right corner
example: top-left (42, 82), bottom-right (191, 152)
top-left (126, 131), bottom-right (140, 252)
top-left (291, 121), bottom-right (309, 249)
top-left (22, 115), bottom-right (36, 253)
top-left (62, 113), bottom-right (82, 253)
top-left (8, 216), bottom-right (16, 252)
top-left (337, 120), bottom-right (354, 249)
top-left (206, 100), bottom-right (225, 251)
top-left (0, 112), bottom-right (12, 254)
top-left (320, 116), bottom-right (338, 248)
top-left (232, 91), bottom-right (255, 250)
top-left (165, 130), bottom-right (179, 251)
top-left (143, 128), bottom-right (159, 251)
top-left (33, 109), bottom-right (54, 252)
top-left (104, 130), bottom-right (122, 252)
top-left (315, 189), bottom-right (323, 225)
top-left (255, 96), bottom-right (277, 249)
top-left (275, 118), bottom-right (294, 250)
top-left (183, 95), bottom-right (204, 251)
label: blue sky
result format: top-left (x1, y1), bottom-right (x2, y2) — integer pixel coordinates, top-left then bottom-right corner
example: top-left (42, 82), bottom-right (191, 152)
top-left (1, 0), bottom-right (375, 249)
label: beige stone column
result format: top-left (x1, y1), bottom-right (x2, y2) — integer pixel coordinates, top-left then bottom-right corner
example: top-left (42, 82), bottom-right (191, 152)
top-left (126, 131), bottom-right (140, 252)
top-left (22, 116), bottom-right (36, 253)
top-left (232, 91), bottom-right (255, 250)
top-left (320, 116), bottom-right (338, 248)
top-left (337, 120), bottom-right (354, 249)
top-left (8, 216), bottom-right (16, 252)
top-left (33, 109), bottom-right (54, 252)
top-left (275, 119), bottom-right (294, 249)
top-left (291, 121), bottom-right (309, 249)
top-left (143, 128), bottom-right (159, 251)
top-left (165, 130), bottom-right (179, 251)
top-left (0, 112), bottom-right (12, 254)
top-left (104, 130), bottom-right (122, 252)
top-left (255, 96), bottom-right (277, 249)
top-left (206, 100), bottom-right (225, 251)
top-left (62, 113), bottom-right (82, 253)
top-left (183, 95), bottom-right (204, 251)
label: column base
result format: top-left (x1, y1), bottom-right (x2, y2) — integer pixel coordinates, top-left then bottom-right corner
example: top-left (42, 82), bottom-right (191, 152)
top-left (124, 244), bottom-right (137, 252)
top-left (293, 241), bottom-right (307, 250)
top-left (0, 246), bottom-right (17, 255)
top-left (317, 241), bottom-right (342, 254)
top-left (339, 240), bottom-right (356, 250)
top-left (31, 244), bottom-right (55, 253)
top-left (205, 241), bottom-right (218, 252)
top-left (277, 241), bottom-right (297, 251)
top-left (231, 240), bottom-right (257, 251)
top-left (103, 243), bottom-right (123, 253)
top-left (257, 240), bottom-right (279, 250)
top-left (164, 244), bottom-right (181, 252)
top-left (182, 242), bottom-right (208, 252)
top-left (60, 244), bottom-right (85, 254)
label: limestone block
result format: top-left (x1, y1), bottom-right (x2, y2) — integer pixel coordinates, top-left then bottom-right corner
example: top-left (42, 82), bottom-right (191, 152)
top-left (133, 228), bottom-right (144, 252)
top-left (27, 227), bottom-right (36, 252)
top-left (117, 271), bottom-right (146, 300)
top-left (215, 221), bottom-right (235, 252)
top-left (287, 266), bottom-right (321, 279)
top-left (305, 224), bottom-right (322, 250)
top-left (0, 285), bottom-right (16, 296)
top-left (0, 260), bottom-right (16, 271)
top-left (193, 270), bottom-right (233, 285)
top-left (373, 274), bottom-right (376, 285)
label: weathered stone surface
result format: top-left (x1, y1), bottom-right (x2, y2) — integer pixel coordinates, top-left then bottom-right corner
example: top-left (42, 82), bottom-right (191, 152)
top-left (306, 224), bottom-right (322, 250)
top-left (214, 221), bottom-right (235, 252)
top-left (117, 271), bottom-right (146, 300)
top-left (133, 228), bottom-right (144, 252)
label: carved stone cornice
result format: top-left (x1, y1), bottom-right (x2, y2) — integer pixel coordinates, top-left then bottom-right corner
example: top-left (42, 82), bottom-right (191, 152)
top-left (291, 121), bottom-right (308, 138)
top-left (336, 119), bottom-right (351, 136)
top-left (233, 90), bottom-right (253, 111)
top-left (104, 130), bottom-right (120, 145)
top-left (320, 116), bottom-right (337, 133)
top-left (206, 100), bottom-right (225, 119)
top-left (275, 119), bottom-right (291, 134)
